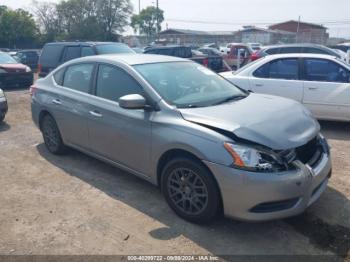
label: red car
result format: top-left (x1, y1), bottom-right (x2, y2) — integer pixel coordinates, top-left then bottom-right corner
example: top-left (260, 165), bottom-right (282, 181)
top-left (0, 52), bottom-right (34, 88)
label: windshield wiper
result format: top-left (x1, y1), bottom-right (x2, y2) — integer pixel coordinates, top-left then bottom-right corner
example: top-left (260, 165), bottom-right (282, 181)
top-left (213, 95), bottom-right (247, 105)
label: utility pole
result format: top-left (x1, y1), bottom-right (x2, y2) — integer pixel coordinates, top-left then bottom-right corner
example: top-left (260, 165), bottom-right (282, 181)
top-left (138, 0), bottom-right (140, 14)
top-left (156, 0), bottom-right (159, 41)
top-left (156, 0), bottom-right (159, 34)
top-left (296, 15), bottom-right (300, 43)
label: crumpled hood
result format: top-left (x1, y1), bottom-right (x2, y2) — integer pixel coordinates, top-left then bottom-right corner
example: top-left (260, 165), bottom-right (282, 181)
top-left (179, 93), bottom-right (320, 150)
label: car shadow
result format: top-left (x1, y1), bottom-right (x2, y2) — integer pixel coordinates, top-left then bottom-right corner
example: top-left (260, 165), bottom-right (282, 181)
top-left (319, 120), bottom-right (350, 141)
top-left (0, 121), bottom-right (10, 132)
top-left (36, 144), bottom-right (350, 258)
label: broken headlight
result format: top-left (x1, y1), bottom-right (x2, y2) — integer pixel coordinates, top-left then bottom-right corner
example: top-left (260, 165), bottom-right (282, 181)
top-left (224, 142), bottom-right (284, 172)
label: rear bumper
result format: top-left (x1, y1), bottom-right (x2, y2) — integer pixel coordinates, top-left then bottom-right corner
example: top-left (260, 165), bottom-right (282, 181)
top-left (204, 151), bottom-right (332, 221)
top-left (0, 72), bottom-right (34, 88)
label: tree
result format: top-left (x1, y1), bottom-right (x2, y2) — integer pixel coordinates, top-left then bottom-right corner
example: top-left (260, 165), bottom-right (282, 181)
top-left (55, 0), bottom-right (132, 41)
top-left (32, 1), bottom-right (62, 42)
top-left (0, 6), bottom-right (38, 48)
top-left (131, 6), bottom-right (164, 38)
top-left (96, 0), bottom-right (132, 40)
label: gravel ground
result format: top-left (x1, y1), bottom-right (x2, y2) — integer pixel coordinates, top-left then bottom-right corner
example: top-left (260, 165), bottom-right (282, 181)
top-left (0, 89), bottom-right (349, 259)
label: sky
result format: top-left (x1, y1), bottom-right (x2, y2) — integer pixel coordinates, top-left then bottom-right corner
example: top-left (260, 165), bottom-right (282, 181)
top-left (2, 0), bottom-right (350, 38)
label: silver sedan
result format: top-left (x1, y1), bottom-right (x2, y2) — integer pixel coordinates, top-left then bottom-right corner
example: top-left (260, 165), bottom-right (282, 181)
top-left (31, 54), bottom-right (332, 222)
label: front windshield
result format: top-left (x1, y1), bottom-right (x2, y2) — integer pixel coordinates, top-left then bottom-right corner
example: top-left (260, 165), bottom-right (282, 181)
top-left (0, 53), bottom-right (18, 64)
top-left (96, 44), bottom-right (135, 54)
top-left (134, 62), bottom-right (247, 108)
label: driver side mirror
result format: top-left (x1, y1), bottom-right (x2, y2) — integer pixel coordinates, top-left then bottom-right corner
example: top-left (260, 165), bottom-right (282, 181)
top-left (119, 94), bottom-right (147, 110)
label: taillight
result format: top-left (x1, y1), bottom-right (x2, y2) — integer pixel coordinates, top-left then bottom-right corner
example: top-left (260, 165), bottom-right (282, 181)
top-left (203, 58), bottom-right (209, 67)
top-left (37, 63), bottom-right (42, 74)
top-left (29, 84), bottom-right (37, 96)
top-left (251, 51), bottom-right (261, 61)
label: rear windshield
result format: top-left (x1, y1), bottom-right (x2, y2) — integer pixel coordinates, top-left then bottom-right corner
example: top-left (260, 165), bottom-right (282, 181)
top-left (0, 52), bottom-right (18, 64)
top-left (95, 44), bottom-right (134, 54)
top-left (40, 45), bottom-right (64, 66)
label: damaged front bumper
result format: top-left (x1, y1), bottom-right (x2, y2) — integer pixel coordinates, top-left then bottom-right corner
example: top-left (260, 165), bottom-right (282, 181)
top-left (203, 142), bottom-right (332, 222)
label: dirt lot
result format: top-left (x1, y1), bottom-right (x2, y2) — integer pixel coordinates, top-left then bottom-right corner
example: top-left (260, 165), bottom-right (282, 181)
top-left (0, 89), bottom-right (350, 259)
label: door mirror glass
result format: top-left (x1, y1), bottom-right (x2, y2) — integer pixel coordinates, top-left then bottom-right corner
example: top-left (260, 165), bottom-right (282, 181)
top-left (119, 94), bottom-right (146, 109)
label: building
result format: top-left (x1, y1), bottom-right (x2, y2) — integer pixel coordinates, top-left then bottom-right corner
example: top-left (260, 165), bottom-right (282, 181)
top-left (237, 26), bottom-right (296, 45)
top-left (158, 29), bottom-right (239, 45)
top-left (269, 20), bottom-right (329, 44)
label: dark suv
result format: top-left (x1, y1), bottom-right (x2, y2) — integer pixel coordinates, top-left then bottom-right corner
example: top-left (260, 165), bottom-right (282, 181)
top-left (251, 44), bottom-right (341, 61)
top-left (144, 45), bottom-right (224, 72)
top-left (38, 42), bottom-right (134, 77)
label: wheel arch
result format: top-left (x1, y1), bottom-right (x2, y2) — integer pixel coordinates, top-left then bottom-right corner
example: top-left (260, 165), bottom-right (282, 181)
top-left (156, 148), bottom-right (223, 212)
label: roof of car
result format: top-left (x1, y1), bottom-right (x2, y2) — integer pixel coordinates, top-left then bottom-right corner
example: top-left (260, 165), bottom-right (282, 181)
top-left (73, 54), bottom-right (188, 65)
top-left (44, 41), bottom-right (126, 46)
top-left (261, 53), bottom-right (339, 60)
top-left (261, 43), bottom-right (329, 50)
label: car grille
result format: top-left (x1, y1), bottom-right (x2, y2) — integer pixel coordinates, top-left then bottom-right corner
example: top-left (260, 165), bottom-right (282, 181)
top-left (295, 136), bottom-right (323, 167)
top-left (278, 136), bottom-right (324, 168)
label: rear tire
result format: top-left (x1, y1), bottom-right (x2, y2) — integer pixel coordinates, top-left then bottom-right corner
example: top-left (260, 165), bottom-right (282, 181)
top-left (161, 157), bottom-right (221, 223)
top-left (41, 114), bottom-right (66, 155)
top-left (0, 114), bottom-right (4, 123)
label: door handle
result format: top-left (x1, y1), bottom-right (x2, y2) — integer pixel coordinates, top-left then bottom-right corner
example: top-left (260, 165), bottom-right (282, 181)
top-left (52, 99), bottom-right (62, 105)
top-left (89, 110), bottom-right (102, 117)
top-left (255, 83), bottom-right (263, 87)
top-left (308, 87), bottom-right (318, 90)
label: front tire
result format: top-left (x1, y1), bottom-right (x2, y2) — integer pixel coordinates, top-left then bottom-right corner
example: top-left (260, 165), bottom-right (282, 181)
top-left (41, 114), bottom-right (66, 155)
top-left (161, 157), bottom-right (221, 223)
top-left (0, 114), bottom-right (4, 123)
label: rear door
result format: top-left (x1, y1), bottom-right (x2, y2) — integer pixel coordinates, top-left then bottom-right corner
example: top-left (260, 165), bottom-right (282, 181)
top-left (249, 58), bottom-right (304, 102)
top-left (51, 63), bottom-right (95, 149)
top-left (61, 45), bottom-right (81, 63)
top-left (39, 44), bottom-right (65, 77)
top-left (302, 58), bottom-right (350, 120)
top-left (87, 63), bottom-right (152, 175)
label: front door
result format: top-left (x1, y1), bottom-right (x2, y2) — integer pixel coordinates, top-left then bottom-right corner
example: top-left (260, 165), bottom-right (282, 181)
top-left (302, 58), bottom-right (350, 121)
top-left (87, 64), bottom-right (152, 175)
top-left (249, 58), bottom-right (304, 102)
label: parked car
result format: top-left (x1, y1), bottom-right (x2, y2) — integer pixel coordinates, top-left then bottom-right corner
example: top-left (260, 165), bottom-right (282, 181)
top-left (144, 45), bottom-right (224, 72)
top-left (221, 53), bottom-right (350, 122)
top-left (0, 88), bottom-right (8, 122)
top-left (202, 43), bottom-right (220, 50)
top-left (251, 44), bottom-right (343, 61)
top-left (197, 47), bottom-right (226, 72)
top-left (247, 43), bottom-right (262, 51)
top-left (14, 50), bottom-right (40, 71)
top-left (132, 47), bottom-right (144, 53)
top-left (223, 44), bottom-right (254, 69)
top-left (0, 51), bottom-right (34, 88)
top-left (38, 42), bottom-right (135, 78)
top-left (31, 54), bottom-right (331, 223)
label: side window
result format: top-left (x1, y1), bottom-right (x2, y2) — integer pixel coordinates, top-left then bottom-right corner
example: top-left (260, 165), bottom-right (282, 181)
top-left (63, 46), bottom-right (81, 62)
top-left (304, 59), bottom-right (350, 83)
top-left (81, 46), bottom-right (95, 57)
top-left (303, 47), bottom-right (329, 55)
top-left (253, 59), bottom-right (299, 80)
top-left (269, 59), bottom-right (299, 80)
top-left (62, 64), bottom-right (94, 93)
top-left (253, 63), bottom-right (270, 78)
top-left (53, 68), bottom-right (65, 85)
top-left (279, 47), bottom-right (302, 53)
top-left (265, 48), bottom-right (279, 54)
top-left (96, 65), bottom-right (142, 102)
